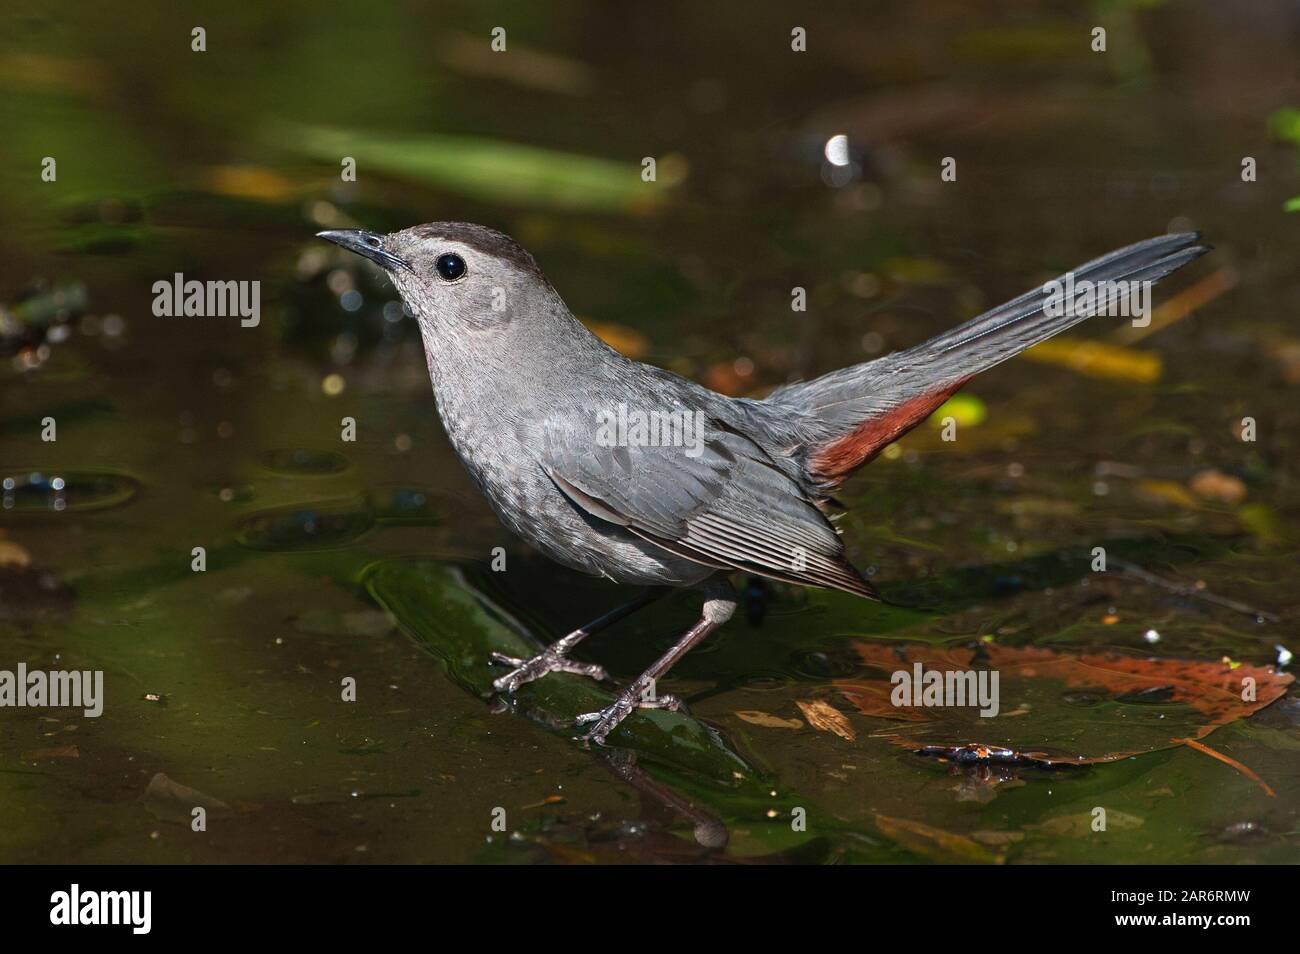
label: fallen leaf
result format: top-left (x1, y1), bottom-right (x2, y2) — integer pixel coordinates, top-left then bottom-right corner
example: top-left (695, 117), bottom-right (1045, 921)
top-left (796, 699), bottom-right (857, 741)
top-left (1022, 338), bottom-right (1161, 383)
top-left (140, 772), bottom-right (231, 824)
top-left (875, 813), bottom-right (1003, 864)
top-left (21, 745), bottom-right (78, 760)
top-left (0, 540), bottom-right (32, 568)
top-left (733, 710), bottom-right (803, 730)
top-left (1137, 479), bottom-right (1200, 509)
top-left (1189, 469), bottom-right (1247, 505)
top-left (837, 642), bottom-right (1292, 765)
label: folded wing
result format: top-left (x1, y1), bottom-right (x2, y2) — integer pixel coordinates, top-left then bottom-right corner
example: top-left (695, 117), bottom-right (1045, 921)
top-left (541, 412), bottom-right (879, 599)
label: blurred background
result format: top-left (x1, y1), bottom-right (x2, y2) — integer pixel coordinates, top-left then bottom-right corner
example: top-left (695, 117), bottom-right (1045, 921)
top-left (1, 1), bottom-right (1298, 864)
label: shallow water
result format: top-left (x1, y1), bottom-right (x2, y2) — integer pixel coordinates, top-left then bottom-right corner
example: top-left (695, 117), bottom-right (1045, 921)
top-left (2, 2), bottom-right (1298, 863)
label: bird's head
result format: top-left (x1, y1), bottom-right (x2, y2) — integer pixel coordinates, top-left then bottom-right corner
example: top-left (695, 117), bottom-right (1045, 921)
top-left (316, 222), bottom-right (562, 343)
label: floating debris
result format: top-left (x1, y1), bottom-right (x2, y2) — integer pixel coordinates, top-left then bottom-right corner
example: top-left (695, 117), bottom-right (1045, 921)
top-left (914, 743), bottom-right (1088, 770)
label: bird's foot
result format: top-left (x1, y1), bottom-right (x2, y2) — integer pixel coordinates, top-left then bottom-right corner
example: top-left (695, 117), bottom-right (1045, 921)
top-left (490, 647), bottom-right (608, 693)
top-left (575, 682), bottom-right (687, 745)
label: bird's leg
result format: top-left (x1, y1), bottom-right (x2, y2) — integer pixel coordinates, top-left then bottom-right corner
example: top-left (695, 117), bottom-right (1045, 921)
top-left (577, 579), bottom-right (737, 745)
top-left (491, 587), bottom-right (667, 693)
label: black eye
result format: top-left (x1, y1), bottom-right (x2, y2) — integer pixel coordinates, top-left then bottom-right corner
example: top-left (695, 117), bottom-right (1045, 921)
top-left (435, 253), bottom-right (467, 282)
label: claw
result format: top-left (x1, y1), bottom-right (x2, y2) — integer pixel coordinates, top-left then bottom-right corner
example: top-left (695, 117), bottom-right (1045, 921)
top-left (490, 648), bottom-right (608, 693)
top-left (575, 686), bottom-right (687, 745)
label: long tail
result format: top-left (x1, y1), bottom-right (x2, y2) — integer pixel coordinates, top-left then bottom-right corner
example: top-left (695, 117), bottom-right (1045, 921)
top-left (767, 232), bottom-right (1211, 489)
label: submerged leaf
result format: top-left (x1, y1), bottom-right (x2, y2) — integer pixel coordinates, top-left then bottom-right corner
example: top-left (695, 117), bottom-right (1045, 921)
top-left (874, 813), bottom-right (1003, 864)
top-left (837, 642), bottom-right (1292, 764)
top-left (796, 699), bottom-right (857, 741)
top-left (364, 559), bottom-right (765, 788)
top-left (733, 710), bottom-right (803, 730)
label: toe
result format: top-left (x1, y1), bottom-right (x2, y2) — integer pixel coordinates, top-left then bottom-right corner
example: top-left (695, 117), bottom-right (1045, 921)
top-left (560, 660), bottom-right (608, 680)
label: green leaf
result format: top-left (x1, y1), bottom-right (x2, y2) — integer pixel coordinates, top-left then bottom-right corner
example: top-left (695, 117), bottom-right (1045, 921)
top-left (363, 558), bottom-right (764, 788)
top-left (1269, 107), bottom-right (1300, 145)
top-left (280, 125), bottom-right (663, 212)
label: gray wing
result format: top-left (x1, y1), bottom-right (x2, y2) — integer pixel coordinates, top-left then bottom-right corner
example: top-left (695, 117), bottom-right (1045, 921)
top-left (539, 410), bottom-right (879, 599)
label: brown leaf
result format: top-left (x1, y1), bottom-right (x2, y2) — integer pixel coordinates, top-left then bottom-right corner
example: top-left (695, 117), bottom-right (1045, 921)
top-left (733, 710), bottom-right (803, 730)
top-left (0, 539), bottom-right (32, 569)
top-left (21, 745), bottom-right (79, 760)
top-left (1189, 469), bottom-right (1247, 505)
top-left (796, 699), bottom-right (856, 741)
top-left (836, 642), bottom-right (1292, 765)
top-left (140, 772), bottom-right (231, 824)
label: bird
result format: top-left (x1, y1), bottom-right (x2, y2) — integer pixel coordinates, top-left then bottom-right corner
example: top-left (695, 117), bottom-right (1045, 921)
top-left (317, 224), bottom-right (1209, 744)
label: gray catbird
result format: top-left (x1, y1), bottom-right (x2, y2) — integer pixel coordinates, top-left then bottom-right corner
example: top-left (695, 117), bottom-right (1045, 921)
top-left (318, 224), bottom-right (1208, 744)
